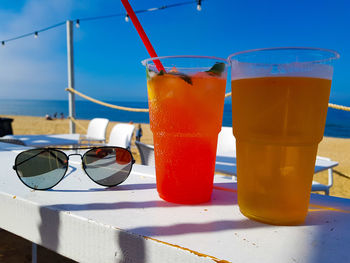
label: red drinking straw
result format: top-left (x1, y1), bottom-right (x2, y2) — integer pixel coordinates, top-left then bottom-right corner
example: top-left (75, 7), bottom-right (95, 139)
top-left (121, 0), bottom-right (165, 72)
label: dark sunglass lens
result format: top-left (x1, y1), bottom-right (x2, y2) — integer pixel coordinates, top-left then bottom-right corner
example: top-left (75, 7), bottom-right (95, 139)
top-left (15, 149), bottom-right (68, 190)
top-left (83, 147), bottom-right (132, 187)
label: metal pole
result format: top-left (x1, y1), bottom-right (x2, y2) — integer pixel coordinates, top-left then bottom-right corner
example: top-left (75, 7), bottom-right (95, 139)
top-left (66, 20), bottom-right (76, 133)
top-left (32, 243), bottom-right (37, 263)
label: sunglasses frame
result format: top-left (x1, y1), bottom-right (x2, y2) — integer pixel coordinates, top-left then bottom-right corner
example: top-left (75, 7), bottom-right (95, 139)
top-left (13, 146), bottom-right (135, 190)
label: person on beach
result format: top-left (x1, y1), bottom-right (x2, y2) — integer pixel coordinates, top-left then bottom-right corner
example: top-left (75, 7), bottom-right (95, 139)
top-left (45, 114), bottom-right (53, 120)
top-left (136, 124), bottom-right (143, 142)
top-left (60, 112), bottom-right (64, 120)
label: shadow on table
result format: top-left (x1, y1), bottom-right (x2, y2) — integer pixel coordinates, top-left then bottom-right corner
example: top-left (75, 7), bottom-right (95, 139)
top-left (117, 207), bottom-right (349, 262)
top-left (48, 183), bottom-right (158, 193)
top-left (36, 199), bottom-right (349, 263)
top-left (41, 196), bottom-right (236, 212)
top-left (303, 209), bottom-right (350, 262)
top-left (126, 218), bottom-right (269, 236)
top-left (117, 231), bottom-right (145, 262)
top-left (38, 206), bottom-right (61, 258)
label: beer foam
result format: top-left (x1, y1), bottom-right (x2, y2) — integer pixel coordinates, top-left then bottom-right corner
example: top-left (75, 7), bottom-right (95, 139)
top-left (231, 61), bottom-right (334, 80)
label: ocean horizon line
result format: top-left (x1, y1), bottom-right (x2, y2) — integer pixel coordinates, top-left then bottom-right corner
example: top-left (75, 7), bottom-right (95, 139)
top-left (0, 98), bottom-right (349, 138)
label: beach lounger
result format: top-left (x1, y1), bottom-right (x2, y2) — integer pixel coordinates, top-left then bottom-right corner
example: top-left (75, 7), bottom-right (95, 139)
top-left (135, 141), bottom-right (155, 166)
top-left (1, 118), bottom-right (109, 147)
top-left (0, 138), bottom-right (28, 151)
top-left (1, 133), bottom-right (81, 147)
top-left (216, 127), bottom-right (339, 195)
top-left (107, 123), bottom-right (135, 150)
top-left (0, 138), bottom-right (26, 146)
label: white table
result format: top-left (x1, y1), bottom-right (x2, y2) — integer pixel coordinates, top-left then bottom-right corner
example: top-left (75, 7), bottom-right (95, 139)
top-left (0, 143), bottom-right (349, 263)
top-left (2, 134), bottom-right (81, 147)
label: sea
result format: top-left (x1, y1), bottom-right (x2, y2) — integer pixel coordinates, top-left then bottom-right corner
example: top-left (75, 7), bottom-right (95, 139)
top-left (0, 99), bottom-right (349, 138)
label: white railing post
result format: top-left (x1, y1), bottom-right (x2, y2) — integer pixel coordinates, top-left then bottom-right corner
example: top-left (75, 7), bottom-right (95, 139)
top-left (66, 20), bottom-right (76, 134)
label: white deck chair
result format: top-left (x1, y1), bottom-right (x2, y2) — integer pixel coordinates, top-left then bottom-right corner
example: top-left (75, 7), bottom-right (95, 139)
top-left (313, 156), bottom-right (338, 195)
top-left (215, 126), bottom-right (338, 195)
top-left (135, 141), bottom-right (155, 166)
top-left (79, 118), bottom-right (109, 145)
top-left (107, 123), bottom-right (135, 150)
top-left (216, 127), bottom-right (236, 157)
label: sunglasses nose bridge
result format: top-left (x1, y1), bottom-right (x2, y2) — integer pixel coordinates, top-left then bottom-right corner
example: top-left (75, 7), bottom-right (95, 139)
top-left (65, 153), bottom-right (85, 169)
top-left (66, 153), bottom-right (83, 158)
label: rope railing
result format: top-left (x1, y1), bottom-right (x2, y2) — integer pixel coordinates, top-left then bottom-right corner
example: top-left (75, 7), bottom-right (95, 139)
top-left (68, 116), bottom-right (88, 132)
top-left (65, 88), bottom-right (149, 112)
top-left (328, 103), bottom-right (350, 112)
top-left (66, 88), bottom-right (350, 113)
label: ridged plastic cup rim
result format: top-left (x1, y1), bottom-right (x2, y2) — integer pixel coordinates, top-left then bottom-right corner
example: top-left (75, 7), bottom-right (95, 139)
top-left (227, 47), bottom-right (340, 65)
top-left (141, 55), bottom-right (229, 68)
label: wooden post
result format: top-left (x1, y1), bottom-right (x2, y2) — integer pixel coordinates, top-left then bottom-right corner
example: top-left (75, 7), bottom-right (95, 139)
top-left (66, 20), bottom-right (76, 133)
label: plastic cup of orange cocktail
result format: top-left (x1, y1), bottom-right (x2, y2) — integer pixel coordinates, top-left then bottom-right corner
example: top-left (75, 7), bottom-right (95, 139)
top-left (142, 56), bottom-right (229, 204)
top-left (228, 47), bottom-right (339, 225)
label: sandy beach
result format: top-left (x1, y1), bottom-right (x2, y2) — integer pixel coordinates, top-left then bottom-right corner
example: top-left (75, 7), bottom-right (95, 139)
top-left (1, 114), bottom-right (350, 262)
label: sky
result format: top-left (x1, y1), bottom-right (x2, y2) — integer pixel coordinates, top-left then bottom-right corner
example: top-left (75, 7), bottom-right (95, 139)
top-left (0, 0), bottom-right (349, 104)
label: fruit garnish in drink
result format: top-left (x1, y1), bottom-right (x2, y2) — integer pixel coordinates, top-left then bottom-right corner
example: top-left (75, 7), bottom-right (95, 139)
top-left (169, 67), bottom-right (178, 73)
top-left (147, 67), bottom-right (193, 85)
top-left (205, 62), bottom-right (226, 76)
top-left (167, 72), bottom-right (193, 85)
top-left (147, 62), bottom-right (226, 86)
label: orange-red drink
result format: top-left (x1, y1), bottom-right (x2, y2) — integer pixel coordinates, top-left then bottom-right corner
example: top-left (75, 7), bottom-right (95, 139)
top-left (142, 56), bottom-right (228, 204)
top-left (229, 48), bottom-right (339, 225)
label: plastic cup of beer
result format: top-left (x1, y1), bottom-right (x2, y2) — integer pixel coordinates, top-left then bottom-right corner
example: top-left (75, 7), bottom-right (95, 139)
top-left (142, 56), bottom-right (228, 204)
top-left (228, 47), bottom-right (339, 225)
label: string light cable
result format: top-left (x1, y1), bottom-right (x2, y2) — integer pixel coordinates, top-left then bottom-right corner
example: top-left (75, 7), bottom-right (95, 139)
top-left (1, 0), bottom-right (205, 46)
top-left (1, 21), bottom-right (66, 46)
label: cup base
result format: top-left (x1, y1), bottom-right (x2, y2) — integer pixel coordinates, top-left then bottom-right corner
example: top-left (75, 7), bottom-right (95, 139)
top-left (236, 140), bottom-right (317, 225)
top-left (158, 192), bottom-right (211, 205)
top-left (239, 208), bottom-right (305, 226)
top-left (153, 132), bottom-right (217, 205)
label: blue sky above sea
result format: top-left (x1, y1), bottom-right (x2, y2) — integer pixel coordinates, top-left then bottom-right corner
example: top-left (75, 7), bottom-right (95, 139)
top-left (0, 0), bottom-right (349, 105)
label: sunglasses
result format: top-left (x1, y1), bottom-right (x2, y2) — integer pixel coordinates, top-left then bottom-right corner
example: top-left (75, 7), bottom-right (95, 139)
top-left (13, 146), bottom-right (135, 190)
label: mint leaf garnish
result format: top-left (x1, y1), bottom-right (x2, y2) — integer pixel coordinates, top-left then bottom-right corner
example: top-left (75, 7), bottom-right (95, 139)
top-left (147, 68), bottom-right (193, 85)
top-left (146, 68), bottom-right (156, 80)
top-left (169, 72), bottom-right (192, 85)
top-left (205, 62), bottom-right (226, 76)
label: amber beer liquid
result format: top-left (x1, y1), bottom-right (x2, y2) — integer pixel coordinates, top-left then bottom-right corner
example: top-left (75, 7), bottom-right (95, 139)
top-left (232, 76), bottom-right (332, 225)
top-left (143, 56), bottom-right (228, 204)
top-left (229, 48), bottom-right (339, 225)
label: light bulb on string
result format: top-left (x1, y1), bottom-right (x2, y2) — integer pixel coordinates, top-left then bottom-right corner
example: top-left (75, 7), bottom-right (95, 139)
top-left (34, 32), bottom-right (38, 38)
top-left (125, 14), bottom-right (129, 22)
top-left (76, 19), bottom-right (80, 28)
top-left (197, 0), bottom-right (202, 11)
